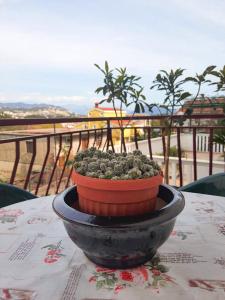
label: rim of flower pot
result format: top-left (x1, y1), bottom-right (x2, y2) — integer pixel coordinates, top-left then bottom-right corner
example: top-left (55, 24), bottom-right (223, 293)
top-left (52, 184), bottom-right (185, 228)
top-left (72, 171), bottom-right (163, 190)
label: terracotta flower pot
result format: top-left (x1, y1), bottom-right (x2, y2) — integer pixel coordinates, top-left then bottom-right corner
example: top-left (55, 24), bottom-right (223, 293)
top-left (71, 171), bottom-right (163, 216)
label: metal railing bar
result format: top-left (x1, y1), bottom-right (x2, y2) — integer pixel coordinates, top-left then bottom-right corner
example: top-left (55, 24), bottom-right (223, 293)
top-left (97, 129), bottom-right (104, 150)
top-left (121, 128), bottom-right (126, 153)
top-left (102, 137), bottom-right (107, 152)
top-left (192, 128), bottom-right (197, 181)
top-left (10, 141), bottom-right (20, 184)
top-left (35, 136), bottom-right (50, 195)
top-left (92, 129), bottom-right (97, 147)
top-left (134, 128), bottom-right (138, 150)
top-left (161, 128), bottom-right (166, 161)
top-left (106, 123), bottom-right (115, 152)
top-left (1, 126), bottom-right (225, 145)
top-left (209, 128), bottom-right (214, 175)
top-left (65, 132), bottom-right (82, 188)
top-left (110, 128), bottom-right (115, 152)
top-left (24, 138), bottom-right (37, 190)
top-left (1, 114), bottom-right (224, 127)
top-left (106, 120), bottom-right (111, 151)
top-left (86, 130), bottom-right (90, 149)
top-left (177, 127), bottom-right (183, 186)
top-left (56, 133), bottom-right (73, 193)
top-left (45, 135), bottom-right (62, 195)
top-left (0, 128), bottom-right (106, 144)
top-left (147, 127), bottom-right (153, 160)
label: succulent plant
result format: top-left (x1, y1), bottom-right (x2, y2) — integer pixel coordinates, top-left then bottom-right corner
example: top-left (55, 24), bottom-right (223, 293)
top-left (73, 147), bottom-right (161, 180)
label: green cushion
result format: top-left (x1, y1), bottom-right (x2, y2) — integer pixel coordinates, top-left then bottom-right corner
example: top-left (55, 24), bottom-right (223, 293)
top-left (179, 173), bottom-right (225, 197)
top-left (0, 183), bottom-right (37, 208)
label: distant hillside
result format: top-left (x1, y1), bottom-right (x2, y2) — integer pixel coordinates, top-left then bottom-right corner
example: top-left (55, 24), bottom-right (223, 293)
top-left (146, 106), bottom-right (169, 115)
top-left (0, 102), bottom-right (68, 111)
top-left (128, 106), bottom-right (169, 115)
top-left (0, 102), bottom-right (75, 118)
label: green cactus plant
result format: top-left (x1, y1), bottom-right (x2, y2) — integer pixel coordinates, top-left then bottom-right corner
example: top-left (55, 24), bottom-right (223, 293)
top-left (73, 147), bottom-right (161, 180)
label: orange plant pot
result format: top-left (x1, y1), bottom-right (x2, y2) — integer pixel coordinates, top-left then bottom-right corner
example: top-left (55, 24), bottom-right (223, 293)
top-left (71, 171), bottom-right (163, 217)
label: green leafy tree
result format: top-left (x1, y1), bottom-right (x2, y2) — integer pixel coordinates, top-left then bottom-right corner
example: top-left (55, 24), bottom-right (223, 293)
top-left (210, 66), bottom-right (225, 158)
top-left (210, 65), bottom-right (225, 91)
top-left (151, 66), bottom-right (215, 184)
top-left (94, 61), bottom-right (153, 130)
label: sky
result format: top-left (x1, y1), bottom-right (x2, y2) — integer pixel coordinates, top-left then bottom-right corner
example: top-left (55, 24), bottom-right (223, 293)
top-left (0, 0), bottom-right (224, 114)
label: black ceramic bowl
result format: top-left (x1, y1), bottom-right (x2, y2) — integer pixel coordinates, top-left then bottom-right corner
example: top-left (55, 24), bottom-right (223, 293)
top-left (53, 184), bottom-right (185, 269)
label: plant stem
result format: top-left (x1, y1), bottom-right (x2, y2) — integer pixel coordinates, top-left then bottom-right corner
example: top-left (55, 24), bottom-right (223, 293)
top-left (164, 97), bottom-right (175, 184)
top-left (112, 98), bottom-right (122, 128)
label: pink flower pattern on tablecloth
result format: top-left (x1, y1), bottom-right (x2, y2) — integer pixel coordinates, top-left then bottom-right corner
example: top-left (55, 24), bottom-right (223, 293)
top-left (0, 208), bottom-right (24, 224)
top-left (88, 256), bottom-right (176, 294)
top-left (42, 240), bottom-right (65, 264)
top-left (0, 288), bottom-right (36, 299)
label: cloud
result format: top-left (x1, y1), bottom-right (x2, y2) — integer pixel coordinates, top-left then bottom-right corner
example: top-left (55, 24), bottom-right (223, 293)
top-left (0, 92), bottom-right (86, 104)
top-left (0, 0), bottom-right (7, 5)
top-left (0, 22), bottom-right (223, 76)
top-left (0, 0), bottom-right (224, 76)
top-left (171, 0), bottom-right (225, 28)
top-left (0, 25), bottom-right (171, 72)
top-left (0, 92), bottom-right (96, 113)
top-left (0, 0), bottom-right (224, 108)
top-left (0, 0), bottom-right (20, 7)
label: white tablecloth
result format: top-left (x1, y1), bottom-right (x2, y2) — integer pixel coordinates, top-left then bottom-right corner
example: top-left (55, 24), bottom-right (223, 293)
top-left (0, 192), bottom-right (225, 300)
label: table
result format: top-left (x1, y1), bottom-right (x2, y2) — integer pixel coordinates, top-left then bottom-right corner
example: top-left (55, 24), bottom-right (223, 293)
top-left (0, 192), bottom-right (225, 300)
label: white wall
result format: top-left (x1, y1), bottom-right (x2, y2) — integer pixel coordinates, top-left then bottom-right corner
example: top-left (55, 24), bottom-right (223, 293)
top-left (114, 133), bottom-right (224, 155)
top-left (114, 133), bottom-right (192, 155)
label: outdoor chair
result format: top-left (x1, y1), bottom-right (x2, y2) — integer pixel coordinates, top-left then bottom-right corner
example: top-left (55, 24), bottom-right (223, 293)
top-left (0, 183), bottom-right (37, 208)
top-left (178, 172), bottom-right (225, 197)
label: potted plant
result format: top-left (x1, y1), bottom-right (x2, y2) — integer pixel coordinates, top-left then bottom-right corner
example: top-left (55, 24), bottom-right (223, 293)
top-left (72, 147), bottom-right (162, 216)
top-left (71, 61), bottom-right (162, 216)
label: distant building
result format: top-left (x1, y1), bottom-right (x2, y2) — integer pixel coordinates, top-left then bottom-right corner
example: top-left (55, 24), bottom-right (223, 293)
top-left (177, 96), bottom-right (225, 126)
top-left (180, 97), bottom-right (225, 115)
top-left (87, 102), bottom-right (151, 144)
top-left (88, 102), bottom-right (126, 128)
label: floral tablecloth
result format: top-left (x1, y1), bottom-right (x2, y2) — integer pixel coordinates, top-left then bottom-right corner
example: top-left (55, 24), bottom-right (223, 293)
top-left (0, 191), bottom-right (225, 300)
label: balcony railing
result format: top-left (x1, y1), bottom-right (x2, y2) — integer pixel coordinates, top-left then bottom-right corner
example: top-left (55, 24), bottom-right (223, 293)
top-left (0, 114), bottom-right (224, 196)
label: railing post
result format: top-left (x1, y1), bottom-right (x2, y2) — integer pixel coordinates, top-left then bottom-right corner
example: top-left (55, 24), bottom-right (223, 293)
top-left (106, 120), bottom-right (114, 152)
top-left (46, 135), bottom-right (62, 195)
top-left (65, 132), bottom-right (82, 189)
top-left (24, 138), bottom-right (37, 190)
top-left (56, 133), bottom-right (73, 194)
top-left (10, 141), bottom-right (20, 185)
top-left (134, 128), bottom-right (138, 150)
top-left (192, 127), bottom-right (197, 181)
top-left (209, 128), bottom-right (213, 175)
top-left (35, 136), bottom-right (50, 195)
top-left (121, 128), bottom-right (126, 153)
top-left (106, 120), bottom-right (110, 151)
top-left (147, 127), bottom-right (153, 160)
top-left (161, 128), bottom-right (166, 162)
top-left (177, 127), bottom-right (183, 187)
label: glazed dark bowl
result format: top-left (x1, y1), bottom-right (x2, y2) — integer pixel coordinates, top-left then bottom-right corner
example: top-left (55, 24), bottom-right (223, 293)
top-left (53, 184), bottom-right (185, 269)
